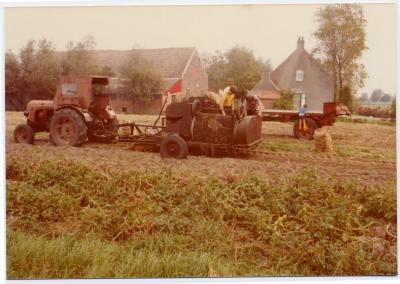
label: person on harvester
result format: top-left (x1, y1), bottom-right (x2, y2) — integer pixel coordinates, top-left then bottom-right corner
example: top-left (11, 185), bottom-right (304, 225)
top-left (219, 85), bottom-right (238, 116)
top-left (243, 93), bottom-right (264, 116)
top-left (298, 104), bottom-right (308, 130)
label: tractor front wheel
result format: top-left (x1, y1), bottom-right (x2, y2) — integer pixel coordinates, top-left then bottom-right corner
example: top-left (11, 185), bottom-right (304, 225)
top-left (49, 108), bottom-right (88, 146)
top-left (160, 135), bottom-right (188, 159)
top-left (14, 124), bottom-right (34, 144)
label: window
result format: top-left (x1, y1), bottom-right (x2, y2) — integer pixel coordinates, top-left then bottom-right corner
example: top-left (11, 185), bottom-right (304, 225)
top-left (62, 83), bottom-right (78, 95)
top-left (296, 70), bottom-right (304, 82)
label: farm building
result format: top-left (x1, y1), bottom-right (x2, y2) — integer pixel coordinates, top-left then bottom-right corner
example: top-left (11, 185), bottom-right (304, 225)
top-left (60, 47), bottom-right (208, 114)
top-left (248, 70), bottom-right (281, 109)
top-left (250, 37), bottom-right (334, 112)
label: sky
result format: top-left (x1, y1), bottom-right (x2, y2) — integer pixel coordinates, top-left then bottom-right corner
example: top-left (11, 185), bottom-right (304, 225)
top-left (3, 2), bottom-right (396, 96)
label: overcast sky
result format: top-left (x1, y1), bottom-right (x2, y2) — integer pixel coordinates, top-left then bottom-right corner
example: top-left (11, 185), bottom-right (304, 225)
top-left (4, 3), bottom-right (396, 96)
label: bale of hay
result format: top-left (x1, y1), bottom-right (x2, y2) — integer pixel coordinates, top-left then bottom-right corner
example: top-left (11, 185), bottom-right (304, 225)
top-left (314, 127), bottom-right (333, 152)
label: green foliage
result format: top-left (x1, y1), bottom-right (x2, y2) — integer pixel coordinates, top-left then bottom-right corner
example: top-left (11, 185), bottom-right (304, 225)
top-left (5, 35), bottom-right (116, 111)
top-left (18, 39), bottom-right (61, 101)
top-left (390, 97), bottom-right (396, 119)
top-left (118, 51), bottom-right (162, 98)
top-left (5, 51), bottom-right (22, 110)
top-left (7, 231), bottom-right (236, 278)
top-left (358, 92), bottom-right (369, 103)
top-left (357, 106), bottom-right (392, 118)
top-left (339, 86), bottom-right (353, 111)
top-left (336, 116), bottom-right (394, 126)
top-left (206, 46), bottom-right (265, 93)
top-left (272, 90), bottom-right (294, 110)
top-left (370, 89), bottom-right (384, 102)
top-left (6, 158), bottom-right (397, 277)
top-left (5, 40), bottom-right (62, 110)
top-left (380, 94), bottom-right (392, 103)
top-left (61, 35), bottom-right (98, 75)
top-left (313, 4), bottom-right (368, 98)
top-left (98, 65), bottom-right (115, 77)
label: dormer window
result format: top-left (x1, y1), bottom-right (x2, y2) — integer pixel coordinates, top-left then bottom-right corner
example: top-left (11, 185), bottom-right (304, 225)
top-left (296, 70), bottom-right (304, 82)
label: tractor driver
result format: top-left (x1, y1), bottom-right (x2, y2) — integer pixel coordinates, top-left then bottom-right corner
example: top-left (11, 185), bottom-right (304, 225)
top-left (219, 85), bottom-right (238, 116)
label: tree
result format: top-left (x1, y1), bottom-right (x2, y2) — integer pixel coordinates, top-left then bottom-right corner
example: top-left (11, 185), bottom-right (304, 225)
top-left (118, 51), bottom-right (162, 98)
top-left (258, 58), bottom-right (273, 72)
top-left (5, 51), bottom-right (22, 110)
top-left (370, 89), bottom-right (384, 102)
top-left (18, 39), bottom-right (61, 101)
top-left (206, 46), bottom-right (265, 96)
top-left (380, 94), bottom-right (392, 103)
top-left (312, 4), bottom-right (367, 100)
top-left (339, 86), bottom-right (353, 110)
top-left (390, 97), bottom-right (396, 119)
top-left (61, 34), bottom-right (98, 75)
top-left (98, 65), bottom-right (115, 77)
top-left (358, 92), bottom-right (369, 103)
top-left (273, 90), bottom-right (295, 110)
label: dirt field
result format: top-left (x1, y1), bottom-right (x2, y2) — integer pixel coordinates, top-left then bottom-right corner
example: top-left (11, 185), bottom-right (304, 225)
top-left (6, 112), bottom-right (396, 185)
top-left (5, 111), bottom-right (397, 277)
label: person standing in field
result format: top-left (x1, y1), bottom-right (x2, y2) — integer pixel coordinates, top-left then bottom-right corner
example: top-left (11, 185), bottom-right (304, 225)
top-left (219, 85), bottom-right (238, 116)
top-left (298, 104), bottom-right (308, 130)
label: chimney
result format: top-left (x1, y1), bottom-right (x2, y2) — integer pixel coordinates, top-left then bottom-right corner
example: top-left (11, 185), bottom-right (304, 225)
top-left (297, 36), bottom-right (305, 49)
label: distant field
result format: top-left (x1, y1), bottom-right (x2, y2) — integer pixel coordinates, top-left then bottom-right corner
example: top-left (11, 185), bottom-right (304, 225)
top-left (5, 111), bottom-right (397, 278)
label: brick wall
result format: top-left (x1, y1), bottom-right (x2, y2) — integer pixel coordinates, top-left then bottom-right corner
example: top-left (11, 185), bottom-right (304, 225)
top-left (109, 95), bottom-right (163, 114)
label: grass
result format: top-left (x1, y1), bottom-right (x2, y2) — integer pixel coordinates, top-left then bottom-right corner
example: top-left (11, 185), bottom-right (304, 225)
top-left (6, 157), bottom-right (397, 278)
top-left (336, 116), bottom-right (395, 126)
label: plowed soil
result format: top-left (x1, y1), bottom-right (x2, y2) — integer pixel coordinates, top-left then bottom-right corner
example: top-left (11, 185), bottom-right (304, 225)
top-left (6, 112), bottom-right (396, 186)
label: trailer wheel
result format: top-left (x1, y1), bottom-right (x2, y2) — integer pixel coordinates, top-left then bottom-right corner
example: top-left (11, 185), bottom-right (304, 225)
top-left (14, 124), bottom-right (34, 144)
top-left (293, 118), bottom-right (317, 140)
top-left (160, 135), bottom-right (188, 159)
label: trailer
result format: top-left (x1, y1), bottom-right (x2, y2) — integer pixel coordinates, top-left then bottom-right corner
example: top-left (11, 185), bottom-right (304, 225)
top-left (261, 102), bottom-right (351, 139)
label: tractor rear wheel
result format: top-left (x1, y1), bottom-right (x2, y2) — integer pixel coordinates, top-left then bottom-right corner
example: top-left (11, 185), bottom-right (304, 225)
top-left (293, 118), bottom-right (317, 140)
top-left (14, 124), bottom-right (34, 144)
top-left (160, 135), bottom-right (188, 159)
top-left (49, 108), bottom-right (88, 146)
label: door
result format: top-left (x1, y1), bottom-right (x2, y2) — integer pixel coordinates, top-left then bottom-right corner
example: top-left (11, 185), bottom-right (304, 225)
top-left (294, 92), bottom-right (306, 110)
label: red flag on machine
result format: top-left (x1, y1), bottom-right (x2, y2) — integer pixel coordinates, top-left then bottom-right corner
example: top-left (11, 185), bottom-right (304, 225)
top-left (164, 79), bottom-right (182, 96)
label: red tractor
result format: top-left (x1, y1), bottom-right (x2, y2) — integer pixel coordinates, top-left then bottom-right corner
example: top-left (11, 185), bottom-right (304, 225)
top-left (13, 75), bottom-right (118, 146)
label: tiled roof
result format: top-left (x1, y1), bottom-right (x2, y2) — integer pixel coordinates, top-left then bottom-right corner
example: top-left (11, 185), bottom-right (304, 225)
top-left (249, 71), bottom-right (281, 99)
top-left (57, 47), bottom-right (196, 79)
top-left (271, 44), bottom-right (333, 90)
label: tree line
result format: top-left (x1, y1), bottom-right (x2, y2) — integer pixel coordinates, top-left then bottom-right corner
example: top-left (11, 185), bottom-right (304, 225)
top-left (5, 35), bottom-right (162, 110)
top-left (6, 4), bottom-right (370, 112)
top-left (358, 89), bottom-right (394, 104)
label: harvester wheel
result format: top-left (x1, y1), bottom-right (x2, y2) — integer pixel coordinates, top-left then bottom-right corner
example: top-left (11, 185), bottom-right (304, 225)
top-left (160, 135), bottom-right (188, 159)
top-left (49, 108), bottom-right (87, 146)
top-left (13, 124), bottom-right (34, 144)
top-left (293, 118), bottom-right (317, 140)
